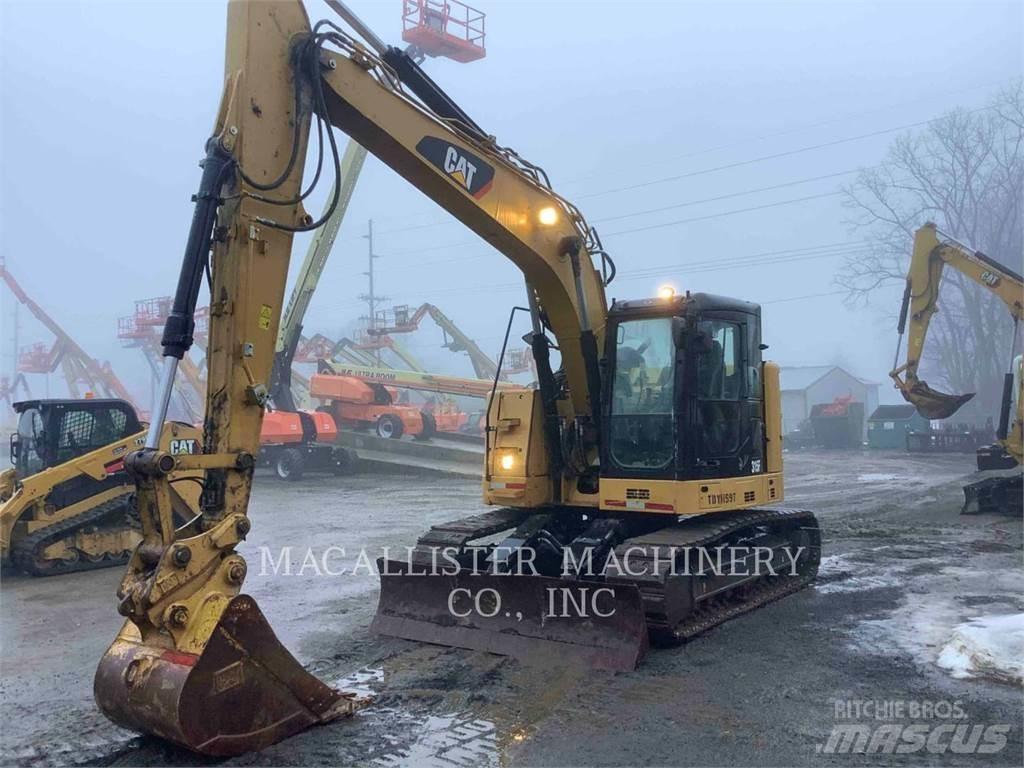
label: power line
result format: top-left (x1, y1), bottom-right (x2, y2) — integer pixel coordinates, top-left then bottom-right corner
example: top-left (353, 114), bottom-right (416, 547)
top-left (363, 83), bottom-right (1004, 236)
top-left (364, 244), bottom-right (865, 305)
top-left (602, 190), bottom-right (845, 238)
top-left (762, 290), bottom-right (847, 305)
top-left (613, 246), bottom-right (871, 283)
top-left (362, 102), bottom-right (994, 239)
top-left (555, 79), bottom-right (1007, 189)
top-left (576, 106), bottom-right (990, 201)
top-left (371, 184), bottom-right (850, 262)
top-left (593, 169), bottom-right (858, 225)
top-left (356, 239), bottom-right (872, 283)
top-left (355, 234), bottom-right (870, 280)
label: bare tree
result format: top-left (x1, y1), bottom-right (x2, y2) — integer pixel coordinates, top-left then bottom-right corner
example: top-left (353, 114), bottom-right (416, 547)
top-left (838, 81), bottom-right (1023, 424)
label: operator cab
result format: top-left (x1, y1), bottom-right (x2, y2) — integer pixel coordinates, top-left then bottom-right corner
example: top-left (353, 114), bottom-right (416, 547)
top-left (10, 399), bottom-right (141, 479)
top-left (602, 292), bottom-right (764, 481)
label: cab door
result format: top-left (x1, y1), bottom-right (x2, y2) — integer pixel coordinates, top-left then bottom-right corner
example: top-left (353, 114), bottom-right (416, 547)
top-left (690, 312), bottom-right (763, 479)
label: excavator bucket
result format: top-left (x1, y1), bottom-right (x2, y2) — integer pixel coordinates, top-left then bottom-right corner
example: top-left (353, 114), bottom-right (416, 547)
top-left (94, 594), bottom-right (364, 756)
top-left (905, 381), bottom-right (975, 420)
top-left (372, 560), bottom-right (649, 671)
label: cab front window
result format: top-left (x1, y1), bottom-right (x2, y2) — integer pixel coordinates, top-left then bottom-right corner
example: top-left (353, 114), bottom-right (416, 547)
top-left (609, 317), bottom-right (676, 469)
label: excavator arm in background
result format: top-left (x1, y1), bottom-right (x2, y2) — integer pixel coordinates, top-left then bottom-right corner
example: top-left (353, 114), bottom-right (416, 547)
top-left (891, 222), bottom-right (1022, 465)
top-left (370, 302), bottom-right (502, 379)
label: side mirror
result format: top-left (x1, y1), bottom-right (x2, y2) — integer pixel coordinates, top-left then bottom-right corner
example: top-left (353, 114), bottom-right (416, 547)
top-left (9, 434), bottom-right (18, 464)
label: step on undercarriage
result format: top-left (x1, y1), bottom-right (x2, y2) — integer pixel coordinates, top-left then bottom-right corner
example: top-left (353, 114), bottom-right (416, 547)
top-left (373, 507), bottom-right (821, 670)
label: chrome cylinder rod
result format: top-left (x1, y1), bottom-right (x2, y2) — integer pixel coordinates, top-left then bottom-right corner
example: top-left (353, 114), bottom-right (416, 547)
top-left (146, 356), bottom-right (180, 449)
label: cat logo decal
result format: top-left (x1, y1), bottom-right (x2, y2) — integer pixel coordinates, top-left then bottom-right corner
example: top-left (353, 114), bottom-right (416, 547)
top-left (416, 137), bottom-right (495, 199)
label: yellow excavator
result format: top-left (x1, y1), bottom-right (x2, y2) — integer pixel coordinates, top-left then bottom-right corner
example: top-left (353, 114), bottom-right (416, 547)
top-left (891, 222), bottom-right (1022, 514)
top-left (1, 398), bottom-right (201, 575)
top-left (92, 0), bottom-right (820, 755)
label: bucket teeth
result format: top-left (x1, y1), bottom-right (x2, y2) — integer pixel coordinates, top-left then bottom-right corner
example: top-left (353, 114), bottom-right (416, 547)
top-left (94, 594), bottom-right (366, 756)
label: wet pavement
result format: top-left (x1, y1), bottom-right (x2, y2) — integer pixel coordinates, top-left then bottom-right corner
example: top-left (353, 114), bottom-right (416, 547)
top-left (1, 450), bottom-right (1021, 767)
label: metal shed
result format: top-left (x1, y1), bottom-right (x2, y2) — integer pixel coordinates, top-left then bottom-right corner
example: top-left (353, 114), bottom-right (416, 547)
top-left (867, 404), bottom-right (929, 449)
top-left (780, 366), bottom-right (879, 440)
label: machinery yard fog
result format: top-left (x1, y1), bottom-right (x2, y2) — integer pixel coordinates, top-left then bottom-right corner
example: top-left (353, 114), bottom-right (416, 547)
top-left (2, 452), bottom-right (1022, 766)
top-left (1, 0), bottom-right (1022, 766)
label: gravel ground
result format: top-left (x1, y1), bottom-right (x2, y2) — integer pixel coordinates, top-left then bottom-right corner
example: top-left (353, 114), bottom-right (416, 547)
top-left (1, 450), bottom-right (1021, 767)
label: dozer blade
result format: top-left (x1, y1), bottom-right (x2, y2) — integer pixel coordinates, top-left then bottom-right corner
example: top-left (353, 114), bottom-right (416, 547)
top-left (94, 594), bottom-right (363, 756)
top-left (372, 559), bottom-right (649, 671)
top-left (906, 381), bottom-right (974, 420)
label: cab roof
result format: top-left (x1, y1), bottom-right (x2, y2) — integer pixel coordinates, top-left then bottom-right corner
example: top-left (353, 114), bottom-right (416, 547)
top-left (12, 398), bottom-right (135, 414)
top-left (609, 292), bottom-right (760, 317)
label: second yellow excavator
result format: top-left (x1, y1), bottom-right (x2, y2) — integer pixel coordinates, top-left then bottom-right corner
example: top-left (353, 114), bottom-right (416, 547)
top-left (891, 223), bottom-right (1022, 514)
top-left (91, 0), bottom-right (820, 756)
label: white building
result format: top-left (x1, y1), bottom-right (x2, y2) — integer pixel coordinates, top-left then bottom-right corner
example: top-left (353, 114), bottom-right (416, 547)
top-left (779, 366), bottom-right (880, 439)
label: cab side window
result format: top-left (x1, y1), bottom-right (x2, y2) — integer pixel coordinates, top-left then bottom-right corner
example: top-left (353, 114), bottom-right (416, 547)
top-left (697, 321), bottom-right (742, 401)
top-left (696, 320), bottom-right (743, 457)
top-left (746, 317), bottom-right (762, 399)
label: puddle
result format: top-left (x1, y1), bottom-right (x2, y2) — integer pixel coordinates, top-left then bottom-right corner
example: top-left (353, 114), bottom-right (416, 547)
top-left (365, 710), bottom-right (498, 767)
top-left (815, 552), bottom-right (903, 594)
top-left (335, 666), bottom-right (386, 697)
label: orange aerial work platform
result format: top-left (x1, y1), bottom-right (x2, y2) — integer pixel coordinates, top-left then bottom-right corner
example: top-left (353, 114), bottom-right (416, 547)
top-left (133, 296), bottom-right (174, 327)
top-left (18, 343), bottom-right (54, 374)
top-left (402, 0), bottom-right (486, 63)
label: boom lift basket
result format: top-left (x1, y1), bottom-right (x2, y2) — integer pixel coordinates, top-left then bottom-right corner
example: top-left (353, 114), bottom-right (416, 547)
top-left (133, 297), bottom-right (174, 327)
top-left (17, 343), bottom-right (55, 373)
top-left (402, 0), bottom-right (486, 62)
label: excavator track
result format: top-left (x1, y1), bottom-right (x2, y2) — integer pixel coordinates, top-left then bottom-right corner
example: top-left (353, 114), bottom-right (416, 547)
top-left (612, 507), bottom-right (820, 644)
top-left (11, 493), bottom-right (136, 576)
top-left (374, 506), bottom-right (820, 669)
top-left (961, 474), bottom-right (1023, 516)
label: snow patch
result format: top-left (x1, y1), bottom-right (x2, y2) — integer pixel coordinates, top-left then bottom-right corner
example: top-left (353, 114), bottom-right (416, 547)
top-left (857, 473), bottom-right (899, 482)
top-left (936, 614), bottom-right (1024, 685)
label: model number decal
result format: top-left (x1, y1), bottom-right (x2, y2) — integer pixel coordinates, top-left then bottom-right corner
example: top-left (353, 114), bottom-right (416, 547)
top-left (706, 491), bottom-right (736, 506)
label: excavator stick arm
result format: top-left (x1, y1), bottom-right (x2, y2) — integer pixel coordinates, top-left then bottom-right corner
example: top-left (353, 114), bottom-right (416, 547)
top-left (95, 0), bottom-right (371, 755)
top-left (891, 223), bottom-right (1023, 425)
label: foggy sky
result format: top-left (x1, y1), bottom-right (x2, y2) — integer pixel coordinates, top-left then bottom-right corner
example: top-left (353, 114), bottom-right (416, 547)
top-left (2, 0), bottom-right (1022, 404)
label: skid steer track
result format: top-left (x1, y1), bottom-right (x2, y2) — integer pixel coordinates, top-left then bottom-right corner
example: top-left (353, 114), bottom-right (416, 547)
top-left (11, 494), bottom-right (136, 576)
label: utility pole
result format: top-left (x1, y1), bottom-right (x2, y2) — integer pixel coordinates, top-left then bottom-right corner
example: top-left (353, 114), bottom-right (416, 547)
top-left (359, 218), bottom-right (388, 364)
